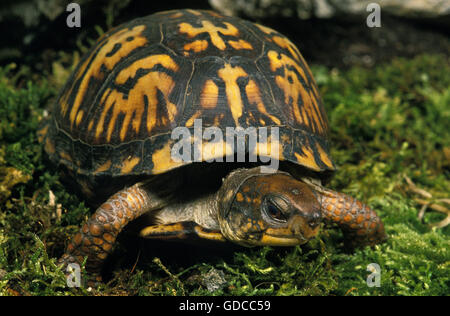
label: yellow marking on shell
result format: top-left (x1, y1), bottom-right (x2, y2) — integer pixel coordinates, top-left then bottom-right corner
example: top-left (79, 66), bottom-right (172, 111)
top-left (45, 138), bottom-right (55, 154)
top-left (236, 192), bottom-right (244, 202)
top-left (37, 125), bottom-right (49, 143)
top-left (152, 141), bottom-right (185, 174)
top-left (272, 36), bottom-right (301, 61)
top-left (59, 151), bottom-right (73, 163)
top-left (198, 138), bottom-right (234, 162)
top-left (213, 113), bottom-right (224, 126)
top-left (316, 142), bottom-right (334, 169)
top-left (59, 53), bottom-right (91, 117)
top-left (186, 9), bottom-right (202, 16)
top-left (294, 150), bottom-right (320, 171)
top-left (254, 23), bottom-right (276, 35)
top-left (227, 39), bottom-right (253, 50)
top-left (116, 54), bottom-right (179, 84)
top-left (246, 79), bottom-right (281, 125)
top-left (254, 23), bottom-right (303, 62)
top-left (169, 12), bottom-right (183, 18)
top-left (178, 20), bottom-right (239, 51)
top-left (272, 35), bottom-right (320, 99)
top-left (185, 110), bottom-right (203, 127)
top-left (87, 120), bottom-right (94, 132)
top-left (267, 51), bottom-right (305, 125)
top-left (217, 63), bottom-right (247, 126)
top-left (59, 98), bottom-right (70, 119)
top-left (280, 133), bottom-right (291, 144)
top-left (183, 40), bottom-right (208, 52)
top-left (68, 25), bottom-right (147, 129)
top-left (94, 160), bottom-right (112, 173)
top-left (252, 134), bottom-right (284, 161)
top-left (267, 50), bottom-right (325, 134)
top-left (206, 10), bottom-right (225, 18)
top-left (74, 110), bottom-right (84, 127)
top-left (200, 79), bottom-right (219, 109)
top-left (121, 156), bottom-right (140, 174)
top-left (298, 52), bottom-right (321, 99)
top-left (96, 54), bottom-right (178, 142)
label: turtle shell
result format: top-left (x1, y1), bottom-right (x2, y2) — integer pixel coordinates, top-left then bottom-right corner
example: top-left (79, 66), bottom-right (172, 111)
top-left (39, 9), bottom-right (335, 181)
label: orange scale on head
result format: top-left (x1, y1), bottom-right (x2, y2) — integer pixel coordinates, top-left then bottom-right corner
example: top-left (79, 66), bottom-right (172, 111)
top-left (343, 214), bottom-right (353, 223)
top-left (356, 215), bottom-right (365, 224)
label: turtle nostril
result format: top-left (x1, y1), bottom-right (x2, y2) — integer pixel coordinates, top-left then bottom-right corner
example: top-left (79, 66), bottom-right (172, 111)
top-left (308, 212), bottom-right (321, 228)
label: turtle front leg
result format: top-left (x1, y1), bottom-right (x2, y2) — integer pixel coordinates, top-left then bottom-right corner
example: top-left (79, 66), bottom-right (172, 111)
top-left (59, 181), bottom-right (173, 277)
top-left (315, 187), bottom-right (387, 249)
top-left (139, 221), bottom-right (226, 242)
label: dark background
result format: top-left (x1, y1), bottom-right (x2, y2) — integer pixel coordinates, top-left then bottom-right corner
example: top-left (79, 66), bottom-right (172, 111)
top-left (0, 0), bottom-right (448, 72)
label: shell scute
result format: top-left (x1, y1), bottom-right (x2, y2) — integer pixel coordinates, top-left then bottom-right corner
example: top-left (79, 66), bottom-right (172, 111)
top-left (43, 9), bottom-right (335, 178)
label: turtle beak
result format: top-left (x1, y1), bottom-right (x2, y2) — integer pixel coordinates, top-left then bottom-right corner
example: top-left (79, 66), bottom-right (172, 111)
top-left (261, 213), bottom-right (321, 246)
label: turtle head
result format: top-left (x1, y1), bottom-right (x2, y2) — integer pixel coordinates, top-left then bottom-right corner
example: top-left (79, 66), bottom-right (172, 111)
top-left (217, 168), bottom-right (322, 247)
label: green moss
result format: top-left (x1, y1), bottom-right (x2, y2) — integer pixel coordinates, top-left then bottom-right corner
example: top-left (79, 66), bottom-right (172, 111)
top-left (0, 54), bottom-right (448, 296)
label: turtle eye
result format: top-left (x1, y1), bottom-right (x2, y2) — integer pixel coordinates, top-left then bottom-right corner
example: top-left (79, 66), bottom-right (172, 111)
top-left (262, 195), bottom-right (289, 223)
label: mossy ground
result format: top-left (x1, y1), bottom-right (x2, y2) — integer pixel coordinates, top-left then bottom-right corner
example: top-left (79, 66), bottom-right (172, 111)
top-left (0, 51), bottom-right (448, 295)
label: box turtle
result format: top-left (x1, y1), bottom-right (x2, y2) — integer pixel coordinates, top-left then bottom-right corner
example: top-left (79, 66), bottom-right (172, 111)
top-left (38, 9), bottom-right (386, 277)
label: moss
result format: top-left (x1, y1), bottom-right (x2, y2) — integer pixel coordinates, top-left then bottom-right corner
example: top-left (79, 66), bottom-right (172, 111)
top-left (0, 53), bottom-right (448, 296)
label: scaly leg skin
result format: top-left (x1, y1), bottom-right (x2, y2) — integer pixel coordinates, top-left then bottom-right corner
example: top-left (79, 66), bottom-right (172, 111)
top-left (59, 181), bottom-right (172, 280)
top-left (316, 188), bottom-right (387, 249)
